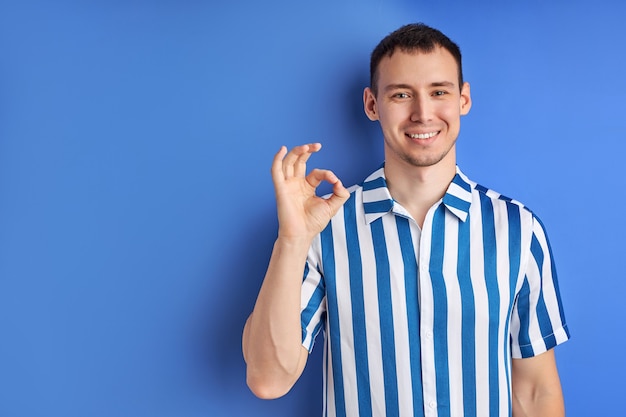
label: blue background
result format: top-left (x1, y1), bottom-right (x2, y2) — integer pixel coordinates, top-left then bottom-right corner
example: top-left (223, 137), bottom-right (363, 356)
top-left (1, 1), bottom-right (624, 416)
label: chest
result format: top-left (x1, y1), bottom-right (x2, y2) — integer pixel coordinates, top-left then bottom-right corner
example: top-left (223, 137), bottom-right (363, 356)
top-left (320, 205), bottom-right (527, 329)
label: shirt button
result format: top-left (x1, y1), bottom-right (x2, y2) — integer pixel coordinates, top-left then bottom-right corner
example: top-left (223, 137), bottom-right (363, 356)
top-left (426, 330), bottom-right (433, 339)
top-left (429, 401), bottom-right (436, 409)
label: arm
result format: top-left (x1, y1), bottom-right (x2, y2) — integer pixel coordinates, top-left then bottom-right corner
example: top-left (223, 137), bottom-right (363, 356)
top-left (511, 349), bottom-right (565, 417)
top-left (242, 143), bottom-right (349, 399)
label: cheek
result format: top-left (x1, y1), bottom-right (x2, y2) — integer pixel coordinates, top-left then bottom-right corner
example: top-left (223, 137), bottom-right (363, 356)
top-left (379, 105), bottom-right (410, 123)
top-left (438, 105), bottom-right (461, 123)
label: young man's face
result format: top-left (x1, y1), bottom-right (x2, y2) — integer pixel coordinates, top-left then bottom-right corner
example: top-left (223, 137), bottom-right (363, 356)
top-left (364, 47), bottom-right (471, 170)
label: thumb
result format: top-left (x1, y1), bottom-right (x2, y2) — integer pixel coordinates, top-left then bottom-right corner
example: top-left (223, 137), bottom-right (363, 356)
top-left (325, 179), bottom-right (350, 214)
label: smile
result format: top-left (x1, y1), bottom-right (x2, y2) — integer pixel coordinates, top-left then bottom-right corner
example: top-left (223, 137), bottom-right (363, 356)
top-left (407, 131), bottom-right (439, 139)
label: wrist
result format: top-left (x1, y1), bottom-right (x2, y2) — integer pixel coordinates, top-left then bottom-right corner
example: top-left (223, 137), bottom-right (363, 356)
top-left (275, 234), bottom-right (315, 249)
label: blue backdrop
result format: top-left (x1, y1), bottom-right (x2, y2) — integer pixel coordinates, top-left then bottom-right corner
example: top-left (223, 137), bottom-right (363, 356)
top-left (1, 1), bottom-right (624, 416)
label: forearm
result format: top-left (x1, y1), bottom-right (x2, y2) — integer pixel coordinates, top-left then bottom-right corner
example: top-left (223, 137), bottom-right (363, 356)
top-left (244, 143), bottom-right (348, 398)
top-left (243, 237), bottom-right (311, 398)
top-left (511, 351), bottom-right (565, 417)
top-left (512, 390), bottom-right (565, 417)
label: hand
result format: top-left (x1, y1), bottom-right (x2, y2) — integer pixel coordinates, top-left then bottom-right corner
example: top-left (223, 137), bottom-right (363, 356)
top-left (271, 143), bottom-right (349, 240)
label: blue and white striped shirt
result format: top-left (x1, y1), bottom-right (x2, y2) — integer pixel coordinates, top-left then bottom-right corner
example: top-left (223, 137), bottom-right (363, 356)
top-left (300, 166), bottom-right (569, 417)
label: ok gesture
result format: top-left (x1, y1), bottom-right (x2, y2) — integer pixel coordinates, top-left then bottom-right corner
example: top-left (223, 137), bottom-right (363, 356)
top-left (271, 143), bottom-right (350, 241)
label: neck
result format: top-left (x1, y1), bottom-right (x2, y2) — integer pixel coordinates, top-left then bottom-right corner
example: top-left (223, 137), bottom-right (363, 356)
top-left (384, 158), bottom-right (456, 228)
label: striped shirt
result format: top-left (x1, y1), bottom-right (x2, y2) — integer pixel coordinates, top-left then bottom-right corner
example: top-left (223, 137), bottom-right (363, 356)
top-left (300, 166), bottom-right (569, 417)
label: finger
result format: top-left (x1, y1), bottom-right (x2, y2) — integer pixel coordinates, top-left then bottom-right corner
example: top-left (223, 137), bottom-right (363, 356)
top-left (271, 146), bottom-right (288, 184)
top-left (281, 145), bottom-right (307, 178)
top-left (305, 168), bottom-right (346, 192)
top-left (331, 178), bottom-right (350, 199)
top-left (282, 143), bottom-right (321, 178)
top-left (293, 143), bottom-right (322, 178)
top-left (307, 169), bottom-right (350, 213)
top-left (305, 168), bottom-right (333, 190)
top-left (326, 179), bottom-right (350, 212)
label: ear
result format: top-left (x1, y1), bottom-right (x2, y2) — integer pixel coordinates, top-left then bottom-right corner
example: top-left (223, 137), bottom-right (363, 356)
top-left (460, 82), bottom-right (472, 116)
top-left (363, 87), bottom-right (379, 121)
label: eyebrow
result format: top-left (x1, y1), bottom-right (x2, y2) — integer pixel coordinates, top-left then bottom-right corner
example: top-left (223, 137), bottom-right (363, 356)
top-left (430, 81), bottom-right (456, 88)
top-left (383, 81), bottom-right (456, 91)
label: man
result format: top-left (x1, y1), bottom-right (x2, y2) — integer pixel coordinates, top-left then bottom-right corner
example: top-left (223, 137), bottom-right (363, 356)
top-left (242, 23), bottom-right (569, 417)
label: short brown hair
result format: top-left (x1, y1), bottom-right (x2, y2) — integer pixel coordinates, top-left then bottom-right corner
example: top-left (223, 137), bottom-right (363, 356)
top-left (370, 23), bottom-right (464, 95)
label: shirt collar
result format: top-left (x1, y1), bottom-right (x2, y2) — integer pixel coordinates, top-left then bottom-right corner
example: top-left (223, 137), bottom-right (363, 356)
top-left (362, 165), bottom-right (473, 224)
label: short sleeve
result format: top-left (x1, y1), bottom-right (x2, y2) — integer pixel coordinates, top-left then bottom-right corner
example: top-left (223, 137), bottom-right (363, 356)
top-left (510, 215), bottom-right (570, 358)
top-left (300, 237), bottom-right (327, 352)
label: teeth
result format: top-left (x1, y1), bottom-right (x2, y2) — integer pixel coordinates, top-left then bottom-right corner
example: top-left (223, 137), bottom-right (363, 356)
top-left (409, 132), bottom-right (438, 139)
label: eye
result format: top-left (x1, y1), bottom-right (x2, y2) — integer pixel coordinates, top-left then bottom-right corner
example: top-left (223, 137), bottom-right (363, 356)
top-left (393, 92), bottom-right (410, 99)
top-left (433, 90), bottom-right (447, 96)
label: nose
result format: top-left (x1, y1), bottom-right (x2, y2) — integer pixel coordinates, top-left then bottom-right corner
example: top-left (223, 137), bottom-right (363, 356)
top-left (410, 95), bottom-right (433, 123)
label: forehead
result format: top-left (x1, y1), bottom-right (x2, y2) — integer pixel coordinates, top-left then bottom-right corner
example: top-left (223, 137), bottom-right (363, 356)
top-left (377, 47), bottom-right (460, 87)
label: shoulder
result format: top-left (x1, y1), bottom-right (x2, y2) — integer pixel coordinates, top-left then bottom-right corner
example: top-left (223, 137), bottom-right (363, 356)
top-left (460, 170), bottom-right (550, 236)
top-left (461, 170), bottom-right (533, 216)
